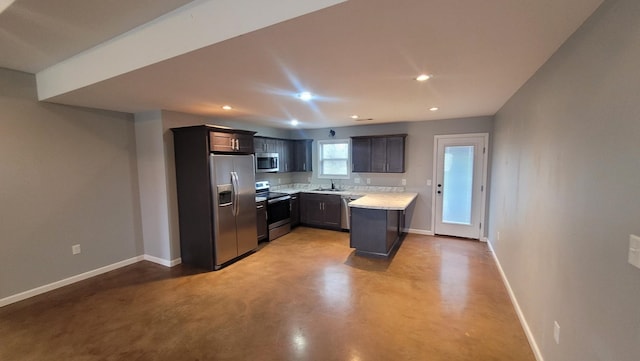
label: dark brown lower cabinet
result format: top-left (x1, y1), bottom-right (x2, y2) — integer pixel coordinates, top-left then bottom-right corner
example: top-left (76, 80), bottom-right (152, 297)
top-left (300, 193), bottom-right (341, 230)
top-left (350, 207), bottom-right (403, 257)
top-left (290, 194), bottom-right (300, 227)
top-left (257, 200), bottom-right (267, 241)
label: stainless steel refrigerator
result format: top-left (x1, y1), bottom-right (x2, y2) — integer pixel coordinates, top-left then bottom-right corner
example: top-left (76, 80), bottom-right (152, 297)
top-left (210, 154), bottom-right (257, 266)
top-left (171, 125), bottom-right (258, 271)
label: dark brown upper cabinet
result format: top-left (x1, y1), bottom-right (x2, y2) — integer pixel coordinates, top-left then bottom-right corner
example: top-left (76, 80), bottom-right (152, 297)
top-left (351, 134), bottom-right (407, 173)
top-left (254, 137), bottom-right (313, 173)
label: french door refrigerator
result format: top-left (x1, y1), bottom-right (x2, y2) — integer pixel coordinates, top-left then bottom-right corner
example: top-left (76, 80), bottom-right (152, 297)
top-left (172, 125), bottom-right (258, 271)
top-left (210, 154), bottom-right (257, 266)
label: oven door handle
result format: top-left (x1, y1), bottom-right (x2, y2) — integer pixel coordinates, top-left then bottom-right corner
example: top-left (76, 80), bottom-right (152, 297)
top-left (268, 195), bottom-right (291, 204)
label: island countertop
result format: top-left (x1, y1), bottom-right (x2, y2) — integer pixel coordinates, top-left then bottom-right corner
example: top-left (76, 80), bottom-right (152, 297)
top-left (348, 192), bottom-right (418, 210)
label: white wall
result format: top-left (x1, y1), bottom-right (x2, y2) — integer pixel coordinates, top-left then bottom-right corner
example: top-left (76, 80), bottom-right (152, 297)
top-left (0, 68), bottom-right (143, 300)
top-left (488, 0), bottom-right (640, 360)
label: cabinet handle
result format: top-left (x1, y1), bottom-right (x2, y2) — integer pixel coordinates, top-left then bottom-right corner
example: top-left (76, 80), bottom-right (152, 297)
top-left (257, 205), bottom-right (264, 209)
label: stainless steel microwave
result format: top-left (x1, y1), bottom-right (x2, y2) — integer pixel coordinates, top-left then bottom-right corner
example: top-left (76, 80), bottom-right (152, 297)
top-left (255, 153), bottom-right (279, 173)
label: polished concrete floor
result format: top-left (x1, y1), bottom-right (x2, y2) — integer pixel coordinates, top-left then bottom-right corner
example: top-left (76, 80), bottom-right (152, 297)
top-left (1, 227), bottom-right (535, 361)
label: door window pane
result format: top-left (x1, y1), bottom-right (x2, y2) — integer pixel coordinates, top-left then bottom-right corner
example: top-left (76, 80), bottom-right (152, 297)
top-left (442, 145), bottom-right (474, 225)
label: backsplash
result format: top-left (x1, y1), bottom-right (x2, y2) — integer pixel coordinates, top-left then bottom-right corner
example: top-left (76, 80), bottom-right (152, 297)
top-left (272, 183), bottom-right (405, 193)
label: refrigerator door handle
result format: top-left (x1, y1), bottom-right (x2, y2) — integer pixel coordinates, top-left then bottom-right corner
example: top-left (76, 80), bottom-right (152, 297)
top-left (231, 171), bottom-right (239, 216)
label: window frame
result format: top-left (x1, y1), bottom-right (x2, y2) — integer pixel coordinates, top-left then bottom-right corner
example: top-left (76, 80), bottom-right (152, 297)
top-left (317, 138), bottom-right (351, 179)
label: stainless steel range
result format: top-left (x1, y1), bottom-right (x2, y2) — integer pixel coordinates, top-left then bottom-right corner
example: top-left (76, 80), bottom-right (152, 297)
top-left (255, 181), bottom-right (291, 240)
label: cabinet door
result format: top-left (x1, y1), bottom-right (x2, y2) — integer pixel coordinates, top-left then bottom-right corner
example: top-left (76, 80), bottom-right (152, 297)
top-left (257, 201), bottom-right (267, 241)
top-left (294, 140), bottom-right (313, 172)
top-left (277, 139), bottom-right (291, 172)
top-left (266, 138), bottom-right (277, 153)
top-left (235, 133), bottom-right (254, 153)
top-left (370, 137), bottom-right (387, 172)
top-left (385, 136), bottom-right (405, 173)
top-left (290, 194), bottom-right (300, 227)
top-left (322, 194), bottom-right (342, 229)
top-left (351, 138), bottom-right (371, 172)
top-left (210, 132), bottom-right (234, 152)
top-left (254, 137), bottom-right (266, 152)
top-left (301, 193), bottom-right (323, 226)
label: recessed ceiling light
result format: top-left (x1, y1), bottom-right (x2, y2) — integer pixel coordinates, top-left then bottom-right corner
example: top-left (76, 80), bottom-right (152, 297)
top-left (290, 119), bottom-right (299, 126)
top-left (298, 92), bottom-right (313, 101)
top-left (222, 105), bottom-right (232, 110)
top-left (0, 1), bottom-right (16, 14)
top-left (416, 74), bottom-right (432, 82)
top-left (429, 107), bottom-right (439, 111)
top-left (350, 115), bottom-right (359, 119)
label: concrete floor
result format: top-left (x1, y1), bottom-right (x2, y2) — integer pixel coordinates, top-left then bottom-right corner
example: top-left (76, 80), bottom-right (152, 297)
top-left (0, 227), bottom-right (535, 361)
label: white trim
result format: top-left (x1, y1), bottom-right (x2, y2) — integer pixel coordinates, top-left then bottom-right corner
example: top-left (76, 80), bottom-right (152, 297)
top-left (0, 256), bottom-right (143, 307)
top-left (143, 254), bottom-right (182, 267)
top-left (0, 254), bottom-right (182, 308)
top-left (487, 241), bottom-right (544, 361)
top-left (407, 228), bottom-right (434, 236)
top-left (431, 133), bottom-right (489, 240)
top-left (317, 138), bottom-right (351, 179)
top-left (480, 237), bottom-right (489, 243)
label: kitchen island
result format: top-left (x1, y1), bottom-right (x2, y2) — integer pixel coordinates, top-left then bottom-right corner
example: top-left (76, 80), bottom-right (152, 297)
top-left (348, 193), bottom-right (418, 257)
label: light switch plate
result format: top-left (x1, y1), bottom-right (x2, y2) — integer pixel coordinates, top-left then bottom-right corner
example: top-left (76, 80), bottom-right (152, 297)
top-left (629, 234), bottom-right (640, 269)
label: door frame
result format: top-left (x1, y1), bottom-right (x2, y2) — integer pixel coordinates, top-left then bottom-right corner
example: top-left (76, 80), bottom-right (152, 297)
top-left (431, 133), bottom-right (489, 240)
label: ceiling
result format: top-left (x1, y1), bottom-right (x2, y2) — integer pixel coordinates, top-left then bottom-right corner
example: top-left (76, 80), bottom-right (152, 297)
top-left (0, 0), bottom-right (604, 129)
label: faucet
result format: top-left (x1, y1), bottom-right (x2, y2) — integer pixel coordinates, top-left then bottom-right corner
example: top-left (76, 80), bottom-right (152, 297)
top-left (331, 179), bottom-right (335, 190)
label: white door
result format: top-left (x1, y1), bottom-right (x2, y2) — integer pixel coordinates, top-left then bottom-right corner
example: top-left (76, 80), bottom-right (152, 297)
top-left (434, 134), bottom-right (488, 239)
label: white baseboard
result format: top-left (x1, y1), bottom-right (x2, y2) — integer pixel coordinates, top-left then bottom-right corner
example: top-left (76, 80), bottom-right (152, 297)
top-left (143, 254), bottom-right (182, 267)
top-left (0, 255), bottom-right (143, 308)
top-left (407, 228), bottom-right (434, 236)
top-left (487, 241), bottom-right (544, 361)
top-left (0, 254), bottom-right (181, 308)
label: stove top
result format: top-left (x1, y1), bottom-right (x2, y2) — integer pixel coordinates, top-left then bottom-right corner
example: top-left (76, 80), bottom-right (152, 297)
top-left (255, 181), bottom-right (290, 201)
top-left (264, 191), bottom-right (289, 200)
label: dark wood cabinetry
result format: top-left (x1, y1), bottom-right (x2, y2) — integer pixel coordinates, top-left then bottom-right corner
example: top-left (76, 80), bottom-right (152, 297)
top-left (171, 125), bottom-right (257, 271)
top-left (210, 131), bottom-right (254, 153)
top-left (351, 137), bottom-right (372, 172)
top-left (277, 139), bottom-right (292, 172)
top-left (350, 208), bottom-right (402, 257)
top-left (290, 194), bottom-right (300, 227)
top-left (254, 137), bottom-right (277, 153)
top-left (292, 139), bottom-right (313, 172)
top-left (351, 134), bottom-right (407, 173)
top-left (257, 200), bottom-right (267, 241)
top-left (300, 193), bottom-right (341, 230)
top-left (254, 137), bottom-right (313, 173)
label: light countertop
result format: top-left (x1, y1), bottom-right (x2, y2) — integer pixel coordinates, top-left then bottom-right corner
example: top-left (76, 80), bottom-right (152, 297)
top-left (348, 192), bottom-right (418, 210)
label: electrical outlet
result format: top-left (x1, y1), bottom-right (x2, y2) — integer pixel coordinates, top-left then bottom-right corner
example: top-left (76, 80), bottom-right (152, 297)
top-left (366, 178), bottom-right (371, 184)
top-left (401, 179), bottom-right (406, 186)
top-left (426, 179), bottom-right (432, 186)
top-left (497, 231), bottom-right (501, 241)
top-left (553, 321), bottom-right (560, 344)
top-left (278, 178), bottom-right (281, 184)
top-left (354, 177), bottom-right (360, 184)
top-left (72, 244), bottom-right (81, 255)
